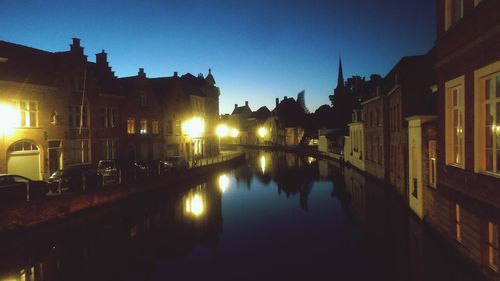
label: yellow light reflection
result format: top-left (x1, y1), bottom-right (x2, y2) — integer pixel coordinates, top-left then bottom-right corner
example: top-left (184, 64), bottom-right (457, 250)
top-left (0, 103), bottom-right (19, 136)
top-left (258, 127), bottom-right (268, 138)
top-left (184, 190), bottom-right (205, 217)
top-left (307, 156), bottom-right (316, 164)
top-left (260, 155), bottom-right (266, 174)
top-left (230, 128), bottom-right (239, 138)
top-left (183, 117), bottom-right (205, 138)
top-left (216, 124), bottom-right (229, 137)
top-left (218, 174), bottom-right (230, 193)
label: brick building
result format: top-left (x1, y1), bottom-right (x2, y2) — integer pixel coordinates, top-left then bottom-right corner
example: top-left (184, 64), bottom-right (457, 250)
top-left (432, 0), bottom-right (499, 277)
top-left (362, 95), bottom-right (388, 180)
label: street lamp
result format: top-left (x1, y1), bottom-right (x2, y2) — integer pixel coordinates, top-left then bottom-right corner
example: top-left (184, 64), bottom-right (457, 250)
top-left (257, 127), bottom-right (268, 145)
top-left (230, 128), bottom-right (239, 138)
top-left (0, 103), bottom-right (18, 136)
top-left (183, 117), bottom-right (205, 165)
top-left (216, 124), bottom-right (229, 153)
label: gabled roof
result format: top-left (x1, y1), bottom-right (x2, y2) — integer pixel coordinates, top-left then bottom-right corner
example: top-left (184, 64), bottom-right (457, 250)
top-left (232, 105), bottom-right (252, 115)
top-left (274, 97), bottom-right (306, 127)
top-left (249, 106), bottom-right (271, 123)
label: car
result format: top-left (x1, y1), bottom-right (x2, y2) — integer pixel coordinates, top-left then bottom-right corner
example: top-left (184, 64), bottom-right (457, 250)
top-left (47, 164), bottom-right (103, 193)
top-left (0, 174), bottom-right (49, 202)
top-left (132, 161), bottom-right (150, 179)
top-left (164, 156), bottom-right (188, 172)
top-left (97, 160), bottom-right (121, 184)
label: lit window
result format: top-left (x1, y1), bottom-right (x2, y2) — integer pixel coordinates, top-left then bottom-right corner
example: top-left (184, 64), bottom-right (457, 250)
top-left (428, 140), bottom-right (437, 188)
top-left (445, 77), bottom-right (465, 168)
top-left (445, 0), bottom-right (463, 31)
top-left (127, 118), bottom-right (135, 134)
top-left (488, 222), bottom-right (499, 272)
top-left (175, 120), bottom-right (181, 136)
top-left (455, 204), bottom-right (462, 243)
top-left (152, 120), bottom-right (159, 134)
top-left (15, 100), bottom-right (38, 127)
top-left (140, 119), bottom-right (147, 134)
top-left (474, 62), bottom-right (500, 175)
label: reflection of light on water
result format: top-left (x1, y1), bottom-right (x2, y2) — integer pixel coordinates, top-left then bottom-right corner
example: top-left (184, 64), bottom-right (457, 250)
top-left (184, 187), bottom-right (206, 217)
top-left (260, 155), bottom-right (266, 174)
top-left (219, 174), bottom-right (229, 193)
top-left (307, 156), bottom-right (316, 164)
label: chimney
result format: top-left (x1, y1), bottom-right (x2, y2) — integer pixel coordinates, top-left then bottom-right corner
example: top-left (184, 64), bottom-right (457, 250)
top-left (96, 49), bottom-right (108, 67)
top-left (245, 101), bottom-right (248, 107)
top-left (138, 68), bottom-right (145, 77)
top-left (173, 71), bottom-right (178, 77)
top-left (234, 104), bottom-right (238, 109)
top-left (284, 96), bottom-right (288, 100)
top-left (275, 98), bottom-right (279, 107)
top-left (70, 38), bottom-right (84, 56)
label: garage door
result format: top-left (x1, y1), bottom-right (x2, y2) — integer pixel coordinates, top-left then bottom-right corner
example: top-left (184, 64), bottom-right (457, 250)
top-left (7, 141), bottom-right (41, 180)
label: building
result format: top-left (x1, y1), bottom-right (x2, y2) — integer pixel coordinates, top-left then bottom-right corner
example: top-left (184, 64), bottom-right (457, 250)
top-left (362, 94), bottom-right (388, 180)
top-left (433, 0), bottom-right (499, 276)
top-left (385, 55), bottom-right (434, 199)
top-left (273, 97), bottom-right (306, 146)
top-left (345, 109), bottom-right (365, 171)
top-left (229, 101), bottom-right (252, 144)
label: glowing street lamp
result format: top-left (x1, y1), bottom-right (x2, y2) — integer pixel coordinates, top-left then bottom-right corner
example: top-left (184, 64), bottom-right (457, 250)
top-left (216, 124), bottom-right (229, 137)
top-left (0, 103), bottom-right (18, 136)
top-left (230, 128), bottom-right (239, 138)
top-left (183, 117), bottom-right (205, 138)
top-left (258, 127), bottom-right (268, 138)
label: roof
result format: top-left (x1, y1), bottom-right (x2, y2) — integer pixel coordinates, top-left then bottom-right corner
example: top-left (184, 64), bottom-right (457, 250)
top-left (232, 105), bottom-right (252, 115)
top-left (250, 106), bottom-right (271, 123)
top-left (274, 97), bottom-right (306, 128)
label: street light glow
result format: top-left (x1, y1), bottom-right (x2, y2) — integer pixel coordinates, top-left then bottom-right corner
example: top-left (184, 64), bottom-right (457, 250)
top-left (216, 124), bottom-right (229, 137)
top-left (218, 174), bottom-right (230, 193)
top-left (258, 127), bottom-right (268, 138)
top-left (183, 117), bottom-right (205, 138)
top-left (230, 128), bottom-right (239, 138)
top-left (0, 103), bottom-right (18, 136)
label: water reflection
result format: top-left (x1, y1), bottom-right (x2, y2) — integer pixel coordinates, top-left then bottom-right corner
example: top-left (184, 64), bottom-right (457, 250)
top-left (0, 149), bottom-right (492, 281)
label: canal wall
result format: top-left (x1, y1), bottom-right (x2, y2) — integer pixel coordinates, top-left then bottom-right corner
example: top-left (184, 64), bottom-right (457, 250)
top-left (0, 153), bottom-right (245, 232)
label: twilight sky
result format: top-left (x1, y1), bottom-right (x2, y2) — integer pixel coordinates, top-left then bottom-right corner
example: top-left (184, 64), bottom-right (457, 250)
top-left (0, 0), bottom-right (435, 114)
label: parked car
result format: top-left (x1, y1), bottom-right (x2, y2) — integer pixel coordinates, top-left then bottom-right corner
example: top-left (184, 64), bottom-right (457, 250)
top-left (164, 156), bottom-right (188, 172)
top-left (0, 174), bottom-right (49, 202)
top-left (133, 161), bottom-right (150, 179)
top-left (47, 164), bottom-right (103, 193)
top-left (97, 160), bottom-right (121, 184)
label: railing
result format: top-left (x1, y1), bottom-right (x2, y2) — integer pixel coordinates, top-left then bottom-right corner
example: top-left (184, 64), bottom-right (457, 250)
top-left (189, 151), bottom-right (241, 168)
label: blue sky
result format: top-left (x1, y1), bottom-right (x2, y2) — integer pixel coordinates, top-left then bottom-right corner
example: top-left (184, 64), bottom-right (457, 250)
top-left (0, 0), bottom-right (435, 114)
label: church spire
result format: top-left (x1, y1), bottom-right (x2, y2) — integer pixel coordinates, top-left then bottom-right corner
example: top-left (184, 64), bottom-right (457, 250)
top-left (337, 56), bottom-right (344, 89)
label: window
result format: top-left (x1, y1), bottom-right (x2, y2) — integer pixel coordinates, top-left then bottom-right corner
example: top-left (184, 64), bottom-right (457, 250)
top-left (175, 120), bottom-right (181, 136)
top-left (428, 140), bottom-right (437, 188)
top-left (166, 120), bottom-right (173, 135)
top-left (455, 204), bottom-right (462, 243)
top-left (445, 76), bottom-right (465, 168)
top-left (474, 63), bottom-right (500, 175)
top-left (152, 120), bottom-right (159, 134)
top-left (68, 105), bottom-right (87, 128)
top-left (488, 222), bottom-right (499, 272)
top-left (100, 108), bottom-right (117, 128)
top-left (102, 139), bottom-right (118, 160)
top-left (127, 118), bottom-right (135, 134)
top-left (445, 0), bottom-right (463, 31)
top-left (140, 94), bottom-right (148, 107)
top-left (411, 145), bottom-right (418, 198)
top-left (474, 0), bottom-right (481, 7)
top-left (66, 139), bottom-right (89, 164)
top-left (14, 100), bottom-right (38, 127)
top-left (140, 119), bottom-right (147, 134)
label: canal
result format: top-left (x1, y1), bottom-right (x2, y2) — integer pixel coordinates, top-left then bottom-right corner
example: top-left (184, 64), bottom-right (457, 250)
top-left (0, 149), bottom-right (488, 281)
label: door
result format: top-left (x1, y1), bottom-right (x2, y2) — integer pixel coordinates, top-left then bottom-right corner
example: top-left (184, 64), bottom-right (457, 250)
top-left (7, 141), bottom-right (41, 180)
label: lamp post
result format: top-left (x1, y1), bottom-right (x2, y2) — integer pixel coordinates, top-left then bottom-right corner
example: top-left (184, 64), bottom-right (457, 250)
top-left (183, 117), bottom-right (205, 167)
top-left (257, 127), bottom-right (268, 145)
top-left (216, 124), bottom-right (229, 153)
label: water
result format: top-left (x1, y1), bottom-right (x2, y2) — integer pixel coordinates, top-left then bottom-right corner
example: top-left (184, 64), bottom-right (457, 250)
top-left (0, 150), bottom-right (487, 281)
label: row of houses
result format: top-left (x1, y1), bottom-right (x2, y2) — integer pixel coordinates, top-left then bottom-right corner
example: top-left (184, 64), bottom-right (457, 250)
top-left (0, 38), bottom-right (220, 180)
top-left (341, 0), bottom-right (499, 278)
top-left (221, 94), bottom-right (308, 147)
